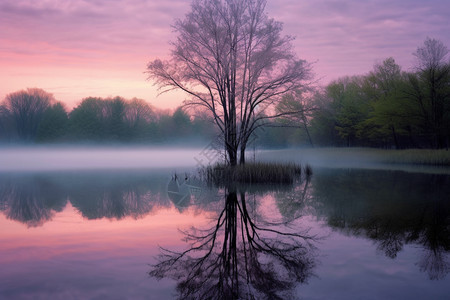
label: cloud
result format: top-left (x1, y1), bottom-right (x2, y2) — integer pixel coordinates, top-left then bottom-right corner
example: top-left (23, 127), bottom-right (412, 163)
top-left (1, 0), bottom-right (450, 107)
top-left (0, 0), bottom-right (189, 61)
top-left (267, 0), bottom-right (450, 80)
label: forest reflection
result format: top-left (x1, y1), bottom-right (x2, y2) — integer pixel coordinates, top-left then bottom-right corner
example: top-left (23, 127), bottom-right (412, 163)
top-left (310, 168), bottom-right (450, 280)
top-left (1, 168), bottom-right (448, 285)
top-left (150, 182), bottom-right (317, 300)
top-left (0, 172), bottom-right (171, 226)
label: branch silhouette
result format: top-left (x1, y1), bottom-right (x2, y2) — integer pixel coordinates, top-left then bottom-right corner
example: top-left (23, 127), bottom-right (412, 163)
top-left (150, 188), bottom-right (317, 299)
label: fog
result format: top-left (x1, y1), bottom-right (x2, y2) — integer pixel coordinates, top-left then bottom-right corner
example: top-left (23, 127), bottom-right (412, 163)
top-left (258, 148), bottom-right (450, 175)
top-left (0, 146), bottom-right (208, 172)
top-left (2, 146), bottom-right (449, 174)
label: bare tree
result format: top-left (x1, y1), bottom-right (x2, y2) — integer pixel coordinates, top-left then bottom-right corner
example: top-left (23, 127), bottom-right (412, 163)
top-left (275, 90), bottom-right (316, 147)
top-left (147, 0), bottom-right (312, 165)
top-left (414, 37), bottom-right (449, 70)
top-left (4, 88), bottom-right (55, 141)
top-left (410, 37), bottom-right (450, 148)
top-left (124, 98), bottom-right (155, 128)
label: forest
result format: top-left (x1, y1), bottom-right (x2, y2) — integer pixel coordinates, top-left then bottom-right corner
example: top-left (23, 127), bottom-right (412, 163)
top-left (1, 38), bottom-right (449, 149)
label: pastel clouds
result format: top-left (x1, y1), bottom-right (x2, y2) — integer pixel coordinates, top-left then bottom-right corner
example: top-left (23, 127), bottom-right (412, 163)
top-left (266, 0), bottom-right (450, 80)
top-left (1, 0), bottom-right (187, 64)
top-left (1, 0), bottom-right (449, 109)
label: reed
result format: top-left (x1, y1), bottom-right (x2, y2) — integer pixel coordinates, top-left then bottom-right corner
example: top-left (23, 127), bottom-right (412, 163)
top-left (201, 162), bottom-right (311, 186)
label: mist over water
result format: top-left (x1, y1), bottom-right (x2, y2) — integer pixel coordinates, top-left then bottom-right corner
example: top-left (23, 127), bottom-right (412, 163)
top-left (2, 146), bottom-right (449, 175)
top-left (258, 148), bottom-right (450, 174)
top-left (0, 145), bottom-right (449, 299)
top-left (0, 146), bottom-right (206, 171)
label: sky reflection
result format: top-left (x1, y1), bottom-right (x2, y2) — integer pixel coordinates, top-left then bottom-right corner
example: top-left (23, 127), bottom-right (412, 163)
top-left (0, 201), bottom-right (208, 300)
top-left (0, 168), bottom-right (449, 299)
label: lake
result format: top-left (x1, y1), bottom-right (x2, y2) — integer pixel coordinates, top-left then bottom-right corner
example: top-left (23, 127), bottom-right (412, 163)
top-left (0, 147), bottom-right (449, 299)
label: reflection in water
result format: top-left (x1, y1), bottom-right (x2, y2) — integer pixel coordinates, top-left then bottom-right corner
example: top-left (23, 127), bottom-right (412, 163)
top-left (1, 166), bottom-right (449, 298)
top-left (150, 184), bottom-right (317, 299)
top-left (311, 169), bottom-right (450, 280)
top-left (274, 177), bottom-right (312, 221)
top-left (0, 175), bottom-right (67, 227)
top-left (166, 174), bottom-right (220, 212)
top-left (0, 172), bottom-right (171, 226)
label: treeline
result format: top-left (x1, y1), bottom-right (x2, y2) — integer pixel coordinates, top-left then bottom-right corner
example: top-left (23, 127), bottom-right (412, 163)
top-left (0, 90), bottom-right (216, 144)
top-left (272, 37), bottom-right (450, 149)
top-left (309, 58), bottom-right (450, 148)
top-left (1, 38), bottom-right (449, 149)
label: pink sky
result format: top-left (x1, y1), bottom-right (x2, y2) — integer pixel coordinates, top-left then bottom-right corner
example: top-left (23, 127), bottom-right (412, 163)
top-left (1, 0), bottom-right (449, 110)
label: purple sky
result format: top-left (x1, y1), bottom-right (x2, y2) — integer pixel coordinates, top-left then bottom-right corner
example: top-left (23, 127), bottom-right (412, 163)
top-left (1, 0), bottom-right (449, 109)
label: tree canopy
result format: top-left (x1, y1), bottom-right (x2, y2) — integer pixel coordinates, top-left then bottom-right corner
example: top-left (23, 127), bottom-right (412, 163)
top-left (147, 0), bottom-right (312, 165)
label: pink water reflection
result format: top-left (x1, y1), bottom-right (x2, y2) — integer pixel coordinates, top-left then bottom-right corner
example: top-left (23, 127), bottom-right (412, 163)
top-left (0, 202), bottom-right (210, 299)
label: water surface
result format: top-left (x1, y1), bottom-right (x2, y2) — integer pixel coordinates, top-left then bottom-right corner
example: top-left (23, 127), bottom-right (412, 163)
top-left (0, 148), bottom-right (449, 299)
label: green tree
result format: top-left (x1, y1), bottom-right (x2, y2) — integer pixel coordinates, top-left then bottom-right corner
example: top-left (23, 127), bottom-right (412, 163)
top-left (172, 107), bottom-right (192, 137)
top-left (36, 102), bottom-right (69, 142)
top-left (363, 58), bottom-right (412, 148)
top-left (104, 97), bottom-right (127, 141)
top-left (68, 97), bottom-right (104, 140)
top-left (309, 90), bottom-right (341, 146)
top-left (68, 97), bottom-right (132, 142)
top-left (325, 77), bottom-right (371, 146)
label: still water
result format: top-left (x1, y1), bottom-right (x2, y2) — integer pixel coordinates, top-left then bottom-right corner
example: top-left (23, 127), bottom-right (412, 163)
top-left (0, 148), bottom-right (449, 299)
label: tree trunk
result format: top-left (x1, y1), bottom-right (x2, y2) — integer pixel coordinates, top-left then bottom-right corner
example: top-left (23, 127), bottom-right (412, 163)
top-left (239, 146), bottom-right (246, 165)
top-left (304, 123), bottom-right (314, 147)
top-left (391, 125), bottom-right (399, 149)
top-left (227, 145), bottom-right (238, 166)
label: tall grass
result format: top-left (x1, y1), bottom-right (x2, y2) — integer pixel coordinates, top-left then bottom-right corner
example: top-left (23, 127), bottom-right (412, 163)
top-left (200, 162), bottom-right (311, 186)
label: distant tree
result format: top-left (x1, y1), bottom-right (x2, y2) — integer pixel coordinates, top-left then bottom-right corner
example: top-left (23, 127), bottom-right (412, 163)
top-left (414, 37), bottom-right (449, 70)
top-left (257, 125), bottom-right (292, 148)
top-left (172, 107), bottom-right (192, 137)
top-left (191, 114), bottom-right (218, 140)
top-left (407, 37), bottom-right (450, 148)
top-left (275, 90), bottom-right (315, 146)
top-left (69, 97), bottom-right (132, 141)
top-left (3, 88), bottom-right (55, 141)
top-left (104, 97), bottom-right (127, 140)
top-left (363, 58), bottom-right (412, 148)
top-left (323, 77), bottom-right (371, 146)
top-left (36, 102), bottom-right (69, 142)
top-left (0, 104), bottom-right (14, 141)
top-left (309, 90), bottom-right (341, 146)
top-left (307, 39), bottom-right (450, 149)
top-left (68, 97), bottom-right (104, 140)
top-left (147, 0), bottom-right (311, 165)
top-left (124, 98), bottom-right (155, 140)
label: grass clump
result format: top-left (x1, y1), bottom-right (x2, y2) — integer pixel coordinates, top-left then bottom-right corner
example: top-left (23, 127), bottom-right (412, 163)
top-left (201, 162), bottom-right (311, 186)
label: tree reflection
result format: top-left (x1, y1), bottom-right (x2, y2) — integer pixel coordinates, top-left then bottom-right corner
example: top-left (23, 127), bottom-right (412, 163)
top-left (0, 172), bottom-right (170, 226)
top-left (69, 179), bottom-right (157, 220)
top-left (274, 176), bottom-right (312, 221)
top-left (150, 187), bottom-right (317, 299)
top-left (311, 169), bottom-right (450, 280)
top-left (0, 175), bottom-right (67, 227)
